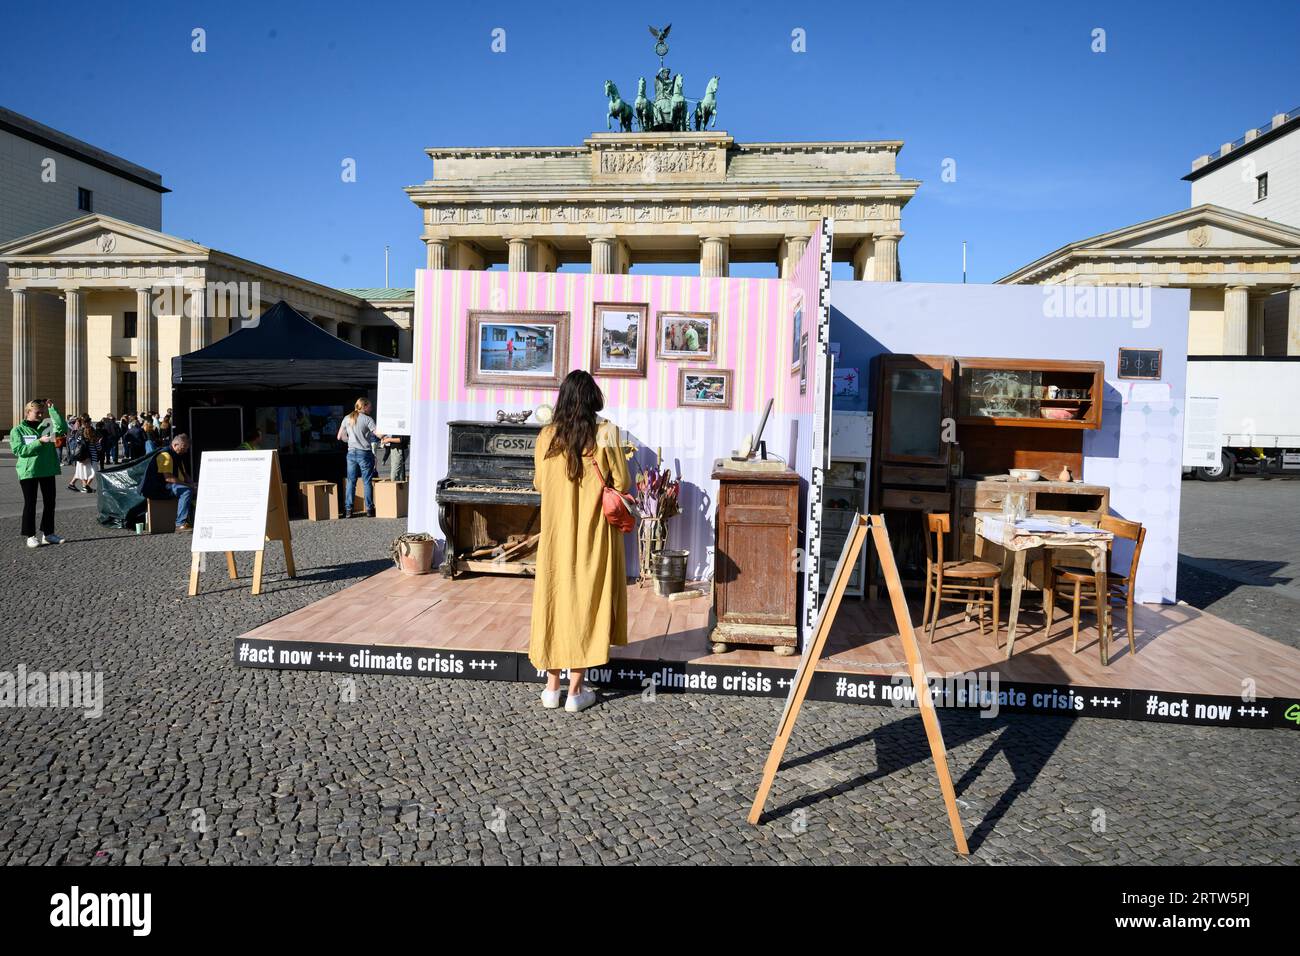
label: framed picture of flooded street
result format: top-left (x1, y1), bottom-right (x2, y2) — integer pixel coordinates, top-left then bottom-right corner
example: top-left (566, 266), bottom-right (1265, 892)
top-left (466, 310), bottom-right (570, 389)
top-left (591, 302), bottom-right (649, 378)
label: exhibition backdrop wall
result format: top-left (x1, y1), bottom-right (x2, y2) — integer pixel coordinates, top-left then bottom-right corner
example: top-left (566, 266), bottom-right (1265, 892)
top-left (829, 280), bottom-right (1190, 603)
top-left (408, 261), bottom-right (821, 580)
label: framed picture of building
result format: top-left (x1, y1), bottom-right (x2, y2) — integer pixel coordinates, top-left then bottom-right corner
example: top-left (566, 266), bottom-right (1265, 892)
top-left (592, 302), bottom-right (649, 377)
top-left (678, 368), bottom-right (733, 409)
top-left (466, 310), bottom-right (570, 389)
top-left (656, 310), bottom-right (717, 362)
top-left (791, 307), bottom-right (803, 374)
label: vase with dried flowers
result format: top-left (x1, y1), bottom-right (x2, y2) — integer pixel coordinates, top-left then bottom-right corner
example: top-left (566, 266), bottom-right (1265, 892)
top-left (635, 448), bottom-right (681, 585)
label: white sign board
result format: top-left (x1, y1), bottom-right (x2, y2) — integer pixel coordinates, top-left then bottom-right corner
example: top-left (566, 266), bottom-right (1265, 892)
top-left (1182, 396), bottom-right (1221, 468)
top-left (191, 450), bottom-right (273, 552)
top-left (376, 362), bottom-right (413, 435)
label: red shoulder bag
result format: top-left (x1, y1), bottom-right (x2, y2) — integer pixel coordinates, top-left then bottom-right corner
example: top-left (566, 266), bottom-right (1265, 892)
top-left (588, 454), bottom-right (640, 533)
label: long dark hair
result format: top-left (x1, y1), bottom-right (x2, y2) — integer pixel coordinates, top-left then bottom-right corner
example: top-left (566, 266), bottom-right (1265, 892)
top-left (546, 370), bottom-right (604, 482)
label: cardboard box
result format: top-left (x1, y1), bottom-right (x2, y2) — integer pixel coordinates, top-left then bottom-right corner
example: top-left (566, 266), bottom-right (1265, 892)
top-left (298, 480), bottom-right (339, 521)
top-left (146, 496), bottom-right (177, 534)
top-left (373, 479), bottom-right (408, 519)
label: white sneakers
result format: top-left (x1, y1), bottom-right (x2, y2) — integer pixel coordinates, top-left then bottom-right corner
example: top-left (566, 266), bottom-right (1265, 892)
top-left (26, 536), bottom-right (40, 548)
top-left (564, 689), bottom-right (597, 713)
top-left (26, 533), bottom-right (65, 548)
top-left (540, 687), bottom-right (598, 712)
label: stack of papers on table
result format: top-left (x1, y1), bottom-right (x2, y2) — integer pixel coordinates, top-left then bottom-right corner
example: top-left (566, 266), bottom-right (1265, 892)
top-left (1014, 518), bottom-right (1108, 535)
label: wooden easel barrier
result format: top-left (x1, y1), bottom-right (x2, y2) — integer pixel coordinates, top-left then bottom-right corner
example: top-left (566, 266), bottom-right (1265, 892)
top-left (748, 513), bottom-right (969, 856)
top-left (188, 450), bottom-right (296, 597)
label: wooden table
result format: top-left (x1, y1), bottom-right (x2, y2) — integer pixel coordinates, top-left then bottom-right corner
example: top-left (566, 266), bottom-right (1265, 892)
top-left (974, 514), bottom-right (1114, 662)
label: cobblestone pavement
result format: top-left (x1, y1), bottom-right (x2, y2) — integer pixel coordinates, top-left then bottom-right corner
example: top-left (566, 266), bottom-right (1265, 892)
top-left (1178, 476), bottom-right (1300, 648)
top-left (1, 505), bottom-right (1298, 865)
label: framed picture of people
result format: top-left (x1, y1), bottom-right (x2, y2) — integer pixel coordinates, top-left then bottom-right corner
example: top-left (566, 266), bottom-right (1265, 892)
top-left (678, 368), bottom-right (733, 409)
top-left (656, 310), bottom-right (717, 362)
top-left (591, 302), bottom-right (649, 377)
top-left (465, 310), bottom-right (570, 389)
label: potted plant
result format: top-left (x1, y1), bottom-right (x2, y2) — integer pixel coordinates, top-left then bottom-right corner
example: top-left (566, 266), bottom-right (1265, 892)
top-left (391, 532), bottom-right (435, 575)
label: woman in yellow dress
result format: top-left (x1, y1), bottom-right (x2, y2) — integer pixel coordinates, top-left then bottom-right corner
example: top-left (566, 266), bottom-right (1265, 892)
top-left (530, 370), bottom-right (630, 713)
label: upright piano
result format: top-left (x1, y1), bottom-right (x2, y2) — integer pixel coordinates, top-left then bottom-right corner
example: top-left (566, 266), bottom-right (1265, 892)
top-left (435, 420), bottom-right (543, 578)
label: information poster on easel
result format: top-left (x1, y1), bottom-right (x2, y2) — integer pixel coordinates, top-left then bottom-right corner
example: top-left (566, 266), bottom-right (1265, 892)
top-left (192, 451), bottom-right (273, 551)
top-left (376, 362), bottom-right (413, 436)
top-left (189, 450), bottom-right (295, 596)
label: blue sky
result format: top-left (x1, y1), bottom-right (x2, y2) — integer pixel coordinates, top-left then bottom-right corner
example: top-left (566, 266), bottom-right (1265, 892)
top-left (2, 0), bottom-right (1297, 287)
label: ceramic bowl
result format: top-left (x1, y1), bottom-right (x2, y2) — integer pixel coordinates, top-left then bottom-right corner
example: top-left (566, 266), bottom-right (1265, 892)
top-left (1008, 468), bottom-right (1041, 481)
top-left (1040, 407), bottom-right (1076, 420)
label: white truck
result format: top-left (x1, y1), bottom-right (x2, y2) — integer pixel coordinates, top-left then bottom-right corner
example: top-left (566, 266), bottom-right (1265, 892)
top-left (1182, 357), bottom-right (1300, 480)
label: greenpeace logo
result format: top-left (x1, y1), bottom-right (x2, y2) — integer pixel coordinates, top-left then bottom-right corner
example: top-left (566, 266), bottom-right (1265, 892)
top-left (50, 886), bottom-right (151, 936)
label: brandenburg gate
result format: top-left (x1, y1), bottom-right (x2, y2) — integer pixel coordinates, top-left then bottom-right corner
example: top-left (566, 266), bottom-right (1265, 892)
top-left (406, 132), bottom-right (919, 280)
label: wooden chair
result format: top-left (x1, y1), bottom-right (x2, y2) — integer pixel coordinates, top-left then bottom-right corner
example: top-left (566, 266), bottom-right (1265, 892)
top-left (1045, 516), bottom-right (1146, 659)
top-left (922, 513), bottom-right (1002, 645)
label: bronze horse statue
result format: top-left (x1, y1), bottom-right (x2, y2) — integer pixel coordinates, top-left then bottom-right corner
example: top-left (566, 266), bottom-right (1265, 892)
top-left (694, 76), bottom-right (718, 131)
top-left (604, 80), bottom-right (633, 132)
top-left (670, 75), bottom-right (688, 131)
top-left (633, 77), bottom-right (652, 132)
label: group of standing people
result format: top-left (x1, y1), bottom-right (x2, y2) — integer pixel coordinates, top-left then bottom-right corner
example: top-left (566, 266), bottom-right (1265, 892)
top-left (60, 408), bottom-right (174, 493)
top-left (10, 400), bottom-right (196, 547)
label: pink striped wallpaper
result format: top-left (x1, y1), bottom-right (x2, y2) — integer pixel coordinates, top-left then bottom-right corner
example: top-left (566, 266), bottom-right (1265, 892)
top-left (415, 270), bottom-right (796, 413)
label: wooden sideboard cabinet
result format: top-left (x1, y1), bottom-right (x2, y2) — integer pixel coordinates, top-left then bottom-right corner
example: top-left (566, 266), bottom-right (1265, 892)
top-left (710, 464), bottom-right (800, 655)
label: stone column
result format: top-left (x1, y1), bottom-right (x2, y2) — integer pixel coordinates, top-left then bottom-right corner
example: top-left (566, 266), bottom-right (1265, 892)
top-left (347, 323), bottom-right (362, 347)
top-left (188, 285), bottom-right (207, 351)
top-left (507, 237), bottom-right (532, 272)
top-left (589, 237), bottom-right (629, 274)
top-left (533, 240), bottom-right (558, 274)
top-left (1247, 295), bottom-right (1267, 355)
top-left (11, 289), bottom-right (32, 424)
top-left (851, 237), bottom-right (875, 281)
top-left (778, 235), bottom-right (810, 279)
top-left (425, 237), bottom-right (449, 270)
top-left (136, 286), bottom-right (158, 413)
top-left (1222, 285), bottom-right (1249, 355)
top-left (317, 316), bottom-right (339, 337)
top-left (397, 326), bottom-right (413, 362)
top-left (700, 236), bottom-right (730, 278)
top-left (63, 288), bottom-right (87, 415)
top-left (1288, 285), bottom-right (1300, 356)
top-left (873, 232), bottom-right (901, 281)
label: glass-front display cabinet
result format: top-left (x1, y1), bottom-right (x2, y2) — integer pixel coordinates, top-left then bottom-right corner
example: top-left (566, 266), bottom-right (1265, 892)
top-left (819, 458), bottom-right (868, 598)
top-left (877, 355), bottom-right (954, 463)
top-left (956, 358), bottom-right (1104, 429)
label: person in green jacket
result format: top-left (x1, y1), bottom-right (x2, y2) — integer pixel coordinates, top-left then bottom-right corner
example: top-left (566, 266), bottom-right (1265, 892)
top-left (10, 398), bottom-right (68, 548)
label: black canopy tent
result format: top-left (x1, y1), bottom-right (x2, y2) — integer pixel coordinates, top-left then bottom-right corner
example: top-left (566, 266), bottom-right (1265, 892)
top-left (172, 300), bottom-right (397, 507)
top-left (172, 299), bottom-right (394, 388)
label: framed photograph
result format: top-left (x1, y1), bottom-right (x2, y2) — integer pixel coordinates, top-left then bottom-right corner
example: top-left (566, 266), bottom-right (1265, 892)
top-left (656, 310), bottom-right (717, 362)
top-left (465, 310), bottom-right (569, 389)
top-left (678, 368), bottom-right (733, 409)
top-left (591, 302), bottom-right (649, 377)
top-left (791, 307), bottom-right (803, 374)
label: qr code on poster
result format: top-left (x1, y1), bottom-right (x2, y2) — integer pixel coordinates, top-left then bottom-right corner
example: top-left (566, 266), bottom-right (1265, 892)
top-left (199, 527), bottom-right (212, 540)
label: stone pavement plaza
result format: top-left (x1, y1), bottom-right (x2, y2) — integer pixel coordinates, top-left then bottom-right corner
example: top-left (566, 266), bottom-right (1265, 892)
top-left (1, 481), bottom-right (1298, 865)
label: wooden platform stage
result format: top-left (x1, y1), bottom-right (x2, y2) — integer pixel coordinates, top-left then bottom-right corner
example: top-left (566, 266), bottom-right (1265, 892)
top-left (235, 569), bottom-right (1300, 730)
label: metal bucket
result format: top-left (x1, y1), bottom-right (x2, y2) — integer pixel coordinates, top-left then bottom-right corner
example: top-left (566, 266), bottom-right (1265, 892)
top-left (652, 549), bottom-right (689, 597)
